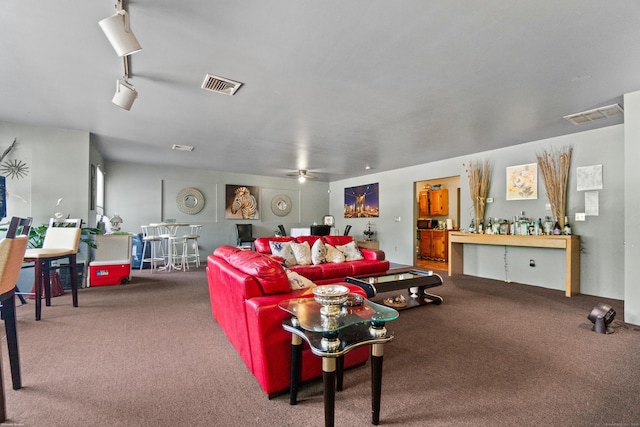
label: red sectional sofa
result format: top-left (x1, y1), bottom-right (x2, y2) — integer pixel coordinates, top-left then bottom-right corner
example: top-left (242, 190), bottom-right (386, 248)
top-left (254, 235), bottom-right (389, 284)
top-left (206, 244), bottom-right (383, 396)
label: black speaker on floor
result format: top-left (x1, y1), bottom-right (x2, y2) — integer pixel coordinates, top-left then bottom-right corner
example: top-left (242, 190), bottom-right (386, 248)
top-left (587, 303), bottom-right (616, 334)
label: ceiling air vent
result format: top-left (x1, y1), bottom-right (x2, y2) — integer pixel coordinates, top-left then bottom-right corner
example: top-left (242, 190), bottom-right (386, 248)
top-left (172, 144), bottom-right (194, 152)
top-left (201, 74), bottom-right (242, 96)
top-left (564, 104), bottom-right (623, 125)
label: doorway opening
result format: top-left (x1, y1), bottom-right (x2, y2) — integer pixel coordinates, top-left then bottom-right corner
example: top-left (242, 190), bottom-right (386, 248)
top-left (414, 176), bottom-right (461, 271)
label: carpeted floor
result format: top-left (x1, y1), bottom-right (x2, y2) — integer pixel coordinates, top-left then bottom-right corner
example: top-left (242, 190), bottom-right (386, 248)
top-left (2, 266), bottom-right (639, 426)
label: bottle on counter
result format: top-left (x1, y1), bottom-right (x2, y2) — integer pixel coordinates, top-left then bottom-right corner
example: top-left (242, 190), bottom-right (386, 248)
top-left (563, 216), bottom-right (571, 235)
top-left (534, 218), bottom-right (541, 236)
top-left (485, 217), bottom-right (492, 234)
top-left (553, 216), bottom-right (562, 235)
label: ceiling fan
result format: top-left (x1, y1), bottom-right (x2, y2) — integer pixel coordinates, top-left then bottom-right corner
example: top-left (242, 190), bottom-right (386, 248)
top-left (286, 169), bottom-right (317, 183)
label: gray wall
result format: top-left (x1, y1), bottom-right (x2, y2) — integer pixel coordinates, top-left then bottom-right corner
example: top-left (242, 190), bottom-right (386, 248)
top-left (103, 160), bottom-right (331, 257)
top-left (330, 124), bottom-right (626, 301)
top-left (624, 91), bottom-right (640, 325)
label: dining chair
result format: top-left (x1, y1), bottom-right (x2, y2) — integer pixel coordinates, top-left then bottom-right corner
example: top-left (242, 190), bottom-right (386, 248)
top-left (277, 224), bottom-right (287, 237)
top-left (23, 219), bottom-right (82, 321)
top-left (182, 225), bottom-right (202, 269)
top-left (0, 216), bottom-right (32, 422)
top-left (343, 225), bottom-right (352, 236)
top-left (236, 224), bottom-right (256, 249)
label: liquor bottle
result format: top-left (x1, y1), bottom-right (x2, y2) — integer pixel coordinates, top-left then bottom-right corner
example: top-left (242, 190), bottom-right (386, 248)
top-left (553, 216), bottom-right (561, 235)
top-left (534, 218), bottom-right (541, 236)
top-left (563, 216), bottom-right (571, 235)
top-left (486, 217), bottom-right (492, 234)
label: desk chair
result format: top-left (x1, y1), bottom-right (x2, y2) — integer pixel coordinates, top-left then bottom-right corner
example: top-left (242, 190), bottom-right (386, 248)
top-left (0, 217), bottom-right (32, 422)
top-left (23, 219), bottom-right (82, 321)
top-left (236, 224), bottom-right (256, 249)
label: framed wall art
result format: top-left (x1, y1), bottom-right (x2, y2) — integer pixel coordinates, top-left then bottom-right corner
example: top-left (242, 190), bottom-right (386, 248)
top-left (344, 183), bottom-right (379, 218)
top-left (506, 163), bottom-right (537, 200)
top-left (225, 184), bottom-right (260, 219)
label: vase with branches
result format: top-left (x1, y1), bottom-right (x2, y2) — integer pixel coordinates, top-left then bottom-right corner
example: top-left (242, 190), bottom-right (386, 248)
top-left (536, 146), bottom-right (573, 229)
top-left (464, 159), bottom-right (491, 231)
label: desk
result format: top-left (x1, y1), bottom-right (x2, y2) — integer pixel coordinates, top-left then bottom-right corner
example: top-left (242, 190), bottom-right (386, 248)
top-left (448, 232), bottom-right (580, 297)
top-left (290, 227), bottom-right (310, 237)
top-left (279, 296), bottom-right (398, 427)
top-left (149, 223), bottom-right (189, 271)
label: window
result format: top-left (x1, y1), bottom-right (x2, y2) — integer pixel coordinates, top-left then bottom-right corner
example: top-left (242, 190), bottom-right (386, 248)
top-left (96, 164), bottom-right (105, 215)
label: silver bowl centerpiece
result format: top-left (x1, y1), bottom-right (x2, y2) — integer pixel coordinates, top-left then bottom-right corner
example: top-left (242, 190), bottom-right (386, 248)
top-left (313, 284), bottom-right (350, 316)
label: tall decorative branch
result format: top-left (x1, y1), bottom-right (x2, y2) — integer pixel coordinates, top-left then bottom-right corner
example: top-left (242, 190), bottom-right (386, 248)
top-left (536, 146), bottom-right (573, 228)
top-left (465, 159), bottom-right (491, 229)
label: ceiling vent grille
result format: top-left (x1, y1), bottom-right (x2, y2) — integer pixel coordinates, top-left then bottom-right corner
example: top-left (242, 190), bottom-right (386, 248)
top-left (201, 74), bottom-right (242, 96)
top-left (564, 104), bottom-right (623, 125)
top-left (172, 144), bottom-right (194, 152)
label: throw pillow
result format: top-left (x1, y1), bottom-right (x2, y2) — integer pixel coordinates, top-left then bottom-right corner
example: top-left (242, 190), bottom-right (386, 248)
top-left (269, 241), bottom-right (297, 266)
top-left (290, 241), bottom-right (312, 265)
top-left (285, 268), bottom-right (316, 290)
top-left (311, 238), bottom-right (327, 265)
top-left (336, 241), bottom-right (364, 261)
top-left (324, 243), bottom-right (346, 263)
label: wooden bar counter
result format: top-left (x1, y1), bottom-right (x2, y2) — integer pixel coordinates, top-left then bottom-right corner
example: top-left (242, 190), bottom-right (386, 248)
top-left (448, 232), bottom-right (580, 297)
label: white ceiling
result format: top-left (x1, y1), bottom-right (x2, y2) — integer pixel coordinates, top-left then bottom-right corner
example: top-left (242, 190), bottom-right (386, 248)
top-left (1, 1), bottom-right (639, 182)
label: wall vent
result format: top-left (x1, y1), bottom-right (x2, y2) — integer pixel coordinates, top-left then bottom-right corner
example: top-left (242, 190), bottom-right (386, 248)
top-left (172, 144), bottom-right (194, 152)
top-left (564, 104), bottom-right (623, 125)
top-left (201, 74), bottom-right (242, 96)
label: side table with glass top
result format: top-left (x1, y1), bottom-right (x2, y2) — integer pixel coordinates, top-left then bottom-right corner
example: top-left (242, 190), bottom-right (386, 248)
top-left (278, 293), bottom-right (399, 427)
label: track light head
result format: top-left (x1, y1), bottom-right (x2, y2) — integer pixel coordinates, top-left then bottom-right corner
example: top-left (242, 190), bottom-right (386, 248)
top-left (99, 2), bottom-right (142, 56)
top-left (112, 78), bottom-right (138, 110)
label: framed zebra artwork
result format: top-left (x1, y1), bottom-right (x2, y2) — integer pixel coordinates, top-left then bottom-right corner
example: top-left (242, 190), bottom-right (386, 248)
top-left (225, 184), bottom-right (260, 219)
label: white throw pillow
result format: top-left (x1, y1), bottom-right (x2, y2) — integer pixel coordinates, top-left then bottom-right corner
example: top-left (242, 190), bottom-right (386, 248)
top-left (285, 268), bottom-right (316, 290)
top-left (336, 241), bottom-right (364, 261)
top-left (269, 241), bottom-right (297, 266)
top-left (290, 241), bottom-right (312, 266)
top-left (311, 239), bottom-right (327, 265)
top-left (325, 243), bottom-right (346, 263)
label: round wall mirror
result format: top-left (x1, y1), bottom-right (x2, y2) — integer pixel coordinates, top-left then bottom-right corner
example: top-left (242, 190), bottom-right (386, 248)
top-left (271, 194), bottom-right (292, 217)
top-left (177, 187), bottom-right (205, 214)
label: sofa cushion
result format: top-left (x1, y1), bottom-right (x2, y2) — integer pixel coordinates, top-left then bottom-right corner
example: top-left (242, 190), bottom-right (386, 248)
top-left (285, 268), bottom-right (316, 290)
top-left (290, 241), bottom-right (312, 265)
top-left (228, 250), bottom-right (290, 295)
top-left (323, 235), bottom-right (354, 247)
top-left (294, 235), bottom-right (321, 247)
top-left (318, 262), bottom-right (353, 279)
top-left (269, 241), bottom-right (297, 266)
top-left (289, 264), bottom-right (323, 281)
top-left (350, 258), bottom-right (390, 276)
top-left (311, 239), bottom-right (327, 265)
top-left (255, 236), bottom-right (293, 254)
top-left (324, 243), bottom-right (346, 263)
top-left (336, 241), bottom-right (364, 261)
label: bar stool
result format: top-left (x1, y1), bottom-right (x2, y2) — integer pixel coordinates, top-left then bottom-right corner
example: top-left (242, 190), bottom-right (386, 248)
top-left (140, 225), bottom-right (165, 272)
top-left (182, 225), bottom-right (202, 269)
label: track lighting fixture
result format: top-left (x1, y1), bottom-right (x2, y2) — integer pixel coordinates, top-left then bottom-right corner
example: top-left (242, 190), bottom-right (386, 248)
top-left (112, 77), bottom-right (137, 110)
top-left (99, 0), bottom-right (142, 57)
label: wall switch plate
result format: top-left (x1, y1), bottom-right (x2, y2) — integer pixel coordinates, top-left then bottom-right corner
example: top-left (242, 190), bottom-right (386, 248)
top-left (575, 213), bottom-right (586, 222)
top-left (529, 259), bottom-right (535, 267)
top-left (545, 203), bottom-right (551, 211)
top-left (486, 197), bottom-right (494, 203)
top-left (395, 216), bottom-right (401, 222)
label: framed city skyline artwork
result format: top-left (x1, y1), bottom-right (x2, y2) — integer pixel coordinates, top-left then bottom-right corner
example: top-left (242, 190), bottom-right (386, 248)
top-left (344, 183), bottom-right (379, 218)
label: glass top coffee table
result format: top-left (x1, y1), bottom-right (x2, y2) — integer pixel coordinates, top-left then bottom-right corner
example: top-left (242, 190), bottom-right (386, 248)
top-left (278, 289), bottom-right (399, 427)
top-left (345, 269), bottom-right (444, 310)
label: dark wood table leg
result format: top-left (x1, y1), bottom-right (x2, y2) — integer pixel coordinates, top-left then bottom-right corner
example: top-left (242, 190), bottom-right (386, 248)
top-left (43, 261), bottom-right (52, 307)
top-left (371, 343), bottom-right (385, 426)
top-left (289, 334), bottom-right (302, 405)
top-left (70, 254), bottom-right (78, 307)
top-left (336, 355), bottom-right (344, 392)
top-left (323, 357), bottom-right (336, 427)
top-left (35, 260), bottom-right (42, 321)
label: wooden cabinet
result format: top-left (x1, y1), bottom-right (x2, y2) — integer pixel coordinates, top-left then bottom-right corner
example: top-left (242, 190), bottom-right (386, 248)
top-left (419, 229), bottom-right (448, 261)
top-left (357, 240), bottom-right (379, 250)
top-left (418, 189), bottom-right (449, 217)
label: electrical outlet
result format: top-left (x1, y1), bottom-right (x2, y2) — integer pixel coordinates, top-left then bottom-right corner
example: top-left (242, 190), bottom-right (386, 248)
top-left (486, 197), bottom-right (494, 203)
top-left (575, 213), bottom-right (586, 222)
top-left (545, 203), bottom-right (551, 211)
top-left (529, 259), bottom-right (535, 267)
top-left (395, 216), bottom-right (401, 222)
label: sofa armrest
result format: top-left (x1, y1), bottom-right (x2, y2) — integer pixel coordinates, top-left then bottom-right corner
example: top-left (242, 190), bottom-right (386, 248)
top-left (360, 248), bottom-right (385, 261)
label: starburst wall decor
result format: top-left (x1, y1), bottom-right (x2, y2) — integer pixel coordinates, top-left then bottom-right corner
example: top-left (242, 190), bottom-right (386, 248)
top-left (0, 159), bottom-right (29, 179)
top-left (0, 138), bottom-right (30, 179)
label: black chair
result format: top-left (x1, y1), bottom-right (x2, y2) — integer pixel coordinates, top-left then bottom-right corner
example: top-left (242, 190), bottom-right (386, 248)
top-left (0, 216), bottom-right (32, 423)
top-left (236, 224), bottom-right (256, 248)
top-left (343, 225), bottom-right (352, 236)
top-left (310, 225), bottom-right (331, 236)
top-left (277, 224), bottom-right (287, 237)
